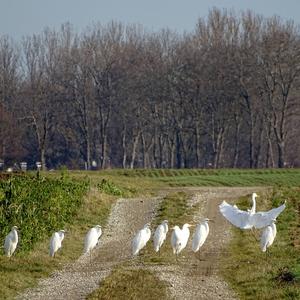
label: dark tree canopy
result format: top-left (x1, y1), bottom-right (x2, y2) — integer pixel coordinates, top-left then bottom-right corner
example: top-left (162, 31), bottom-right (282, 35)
top-left (1, 10), bottom-right (300, 169)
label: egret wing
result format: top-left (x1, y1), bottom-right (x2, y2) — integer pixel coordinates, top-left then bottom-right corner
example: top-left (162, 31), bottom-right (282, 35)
top-left (219, 201), bottom-right (253, 229)
top-left (251, 203), bottom-right (286, 229)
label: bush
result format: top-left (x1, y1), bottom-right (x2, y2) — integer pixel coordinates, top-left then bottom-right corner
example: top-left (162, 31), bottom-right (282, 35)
top-left (0, 174), bottom-right (89, 253)
top-left (97, 179), bottom-right (124, 196)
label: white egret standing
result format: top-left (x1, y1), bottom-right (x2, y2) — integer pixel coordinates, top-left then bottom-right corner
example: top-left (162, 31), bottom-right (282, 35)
top-left (219, 196), bottom-right (285, 229)
top-left (171, 224), bottom-right (193, 261)
top-left (84, 225), bottom-right (102, 261)
top-left (132, 223), bottom-right (151, 256)
top-left (153, 220), bottom-right (168, 254)
top-left (4, 226), bottom-right (18, 258)
top-left (260, 219), bottom-right (277, 255)
top-left (49, 230), bottom-right (66, 257)
top-left (192, 218), bottom-right (212, 259)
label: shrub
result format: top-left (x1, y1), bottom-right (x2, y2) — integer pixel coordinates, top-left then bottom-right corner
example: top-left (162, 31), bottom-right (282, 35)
top-left (0, 174), bottom-right (89, 253)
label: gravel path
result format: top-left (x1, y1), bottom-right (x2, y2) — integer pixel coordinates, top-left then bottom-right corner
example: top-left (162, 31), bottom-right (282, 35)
top-left (148, 186), bottom-right (268, 300)
top-left (18, 196), bottom-right (160, 300)
top-left (17, 186), bottom-right (268, 300)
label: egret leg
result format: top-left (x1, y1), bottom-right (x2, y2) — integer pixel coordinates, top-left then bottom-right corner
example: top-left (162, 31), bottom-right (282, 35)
top-left (198, 250), bottom-right (201, 261)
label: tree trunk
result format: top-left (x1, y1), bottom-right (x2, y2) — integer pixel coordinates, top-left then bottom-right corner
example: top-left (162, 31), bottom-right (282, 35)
top-left (130, 130), bottom-right (141, 169)
top-left (233, 115), bottom-right (241, 168)
top-left (122, 125), bottom-right (127, 169)
top-left (195, 124), bottom-right (201, 168)
top-left (176, 130), bottom-right (182, 169)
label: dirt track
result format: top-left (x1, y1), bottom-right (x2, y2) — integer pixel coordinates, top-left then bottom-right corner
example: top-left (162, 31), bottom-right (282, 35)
top-left (18, 187), bottom-right (268, 300)
top-left (150, 187), bottom-right (268, 300)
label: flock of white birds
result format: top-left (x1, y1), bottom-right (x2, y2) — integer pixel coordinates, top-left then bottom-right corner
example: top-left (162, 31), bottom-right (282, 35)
top-left (3, 225), bottom-right (103, 259)
top-left (3, 193), bottom-right (286, 260)
top-left (131, 192), bottom-right (286, 258)
top-left (131, 219), bottom-right (211, 259)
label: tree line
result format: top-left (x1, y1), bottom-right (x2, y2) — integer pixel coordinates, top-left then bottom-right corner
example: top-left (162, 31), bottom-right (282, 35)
top-left (1, 8), bottom-right (300, 170)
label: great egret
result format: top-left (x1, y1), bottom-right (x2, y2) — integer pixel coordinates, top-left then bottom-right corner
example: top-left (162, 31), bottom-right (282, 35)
top-left (219, 194), bottom-right (285, 229)
top-left (153, 220), bottom-right (168, 253)
top-left (171, 224), bottom-right (193, 260)
top-left (49, 230), bottom-right (66, 257)
top-left (132, 223), bottom-right (151, 256)
top-left (84, 225), bottom-right (102, 255)
top-left (4, 226), bottom-right (18, 258)
top-left (192, 219), bottom-right (211, 256)
top-left (260, 219), bottom-right (277, 253)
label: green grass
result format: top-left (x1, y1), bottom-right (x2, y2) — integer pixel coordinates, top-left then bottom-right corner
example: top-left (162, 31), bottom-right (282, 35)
top-left (220, 187), bottom-right (300, 299)
top-left (88, 268), bottom-right (168, 300)
top-left (105, 168), bottom-right (300, 187)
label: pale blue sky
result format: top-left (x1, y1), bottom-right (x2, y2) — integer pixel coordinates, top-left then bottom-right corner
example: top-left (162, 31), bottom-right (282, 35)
top-left (1, 0), bottom-right (300, 40)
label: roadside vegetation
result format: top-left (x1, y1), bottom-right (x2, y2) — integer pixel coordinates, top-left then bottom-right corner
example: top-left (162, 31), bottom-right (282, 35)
top-left (220, 187), bottom-right (300, 299)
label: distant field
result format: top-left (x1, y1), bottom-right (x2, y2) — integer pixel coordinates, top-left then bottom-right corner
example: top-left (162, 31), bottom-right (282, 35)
top-left (75, 168), bottom-right (300, 187)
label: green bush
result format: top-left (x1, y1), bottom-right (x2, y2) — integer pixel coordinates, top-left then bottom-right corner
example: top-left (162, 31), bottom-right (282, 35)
top-left (97, 178), bottom-right (136, 197)
top-left (0, 174), bottom-right (89, 253)
top-left (97, 179), bottom-right (124, 196)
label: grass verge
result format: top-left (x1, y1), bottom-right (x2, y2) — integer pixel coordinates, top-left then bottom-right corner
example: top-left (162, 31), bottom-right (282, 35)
top-left (88, 268), bottom-right (168, 300)
top-left (220, 187), bottom-right (300, 299)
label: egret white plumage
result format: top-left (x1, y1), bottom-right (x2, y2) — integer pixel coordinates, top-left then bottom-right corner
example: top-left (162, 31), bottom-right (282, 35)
top-left (219, 193), bottom-right (285, 229)
top-left (171, 224), bottom-right (193, 259)
top-left (49, 230), bottom-right (66, 257)
top-left (192, 218), bottom-right (211, 254)
top-left (4, 226), bottom-right (18, 258)
top-left (84, 225), bottom-right (102, 255)
top-left (132, 223), bottom-right (151, 256)
top-left (260, 219), bottom-right (277, 253)
top-left (153, 220), bottom-right (168, 253)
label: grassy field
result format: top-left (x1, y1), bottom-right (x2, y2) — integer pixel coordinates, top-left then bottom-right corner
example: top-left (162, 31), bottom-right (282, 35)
top-left (220, 187), bottom-right (300, 299)
top-left (82, 168), bottom-right (300, 187)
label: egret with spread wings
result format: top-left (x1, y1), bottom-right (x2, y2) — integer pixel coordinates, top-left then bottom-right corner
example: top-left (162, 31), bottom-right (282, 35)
top-left (219, 193), bottom-right (285, 229)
